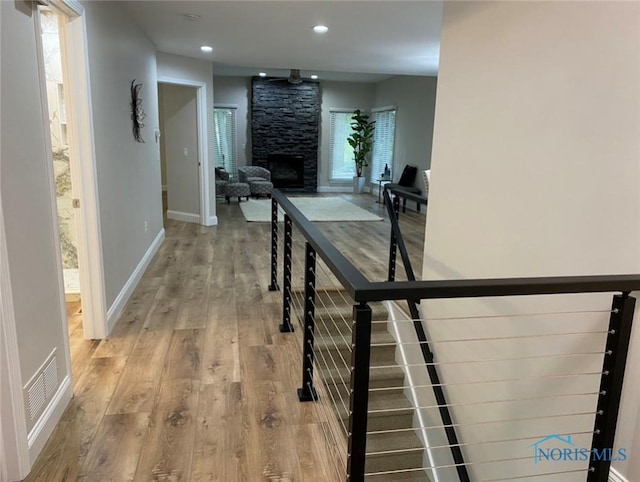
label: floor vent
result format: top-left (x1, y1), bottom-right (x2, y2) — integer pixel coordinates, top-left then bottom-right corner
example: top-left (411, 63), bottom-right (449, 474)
top-left (25, 350), bottom-right (58, 421)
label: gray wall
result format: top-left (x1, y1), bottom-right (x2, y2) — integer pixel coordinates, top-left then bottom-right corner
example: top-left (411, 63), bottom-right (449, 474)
top-left (84, 1), bottom-right (162, 307)
top-left (1, 1), bottom-right (165, 473)
top-left (373, 76), bottom-right (438, 190)
top-left (159, 84), bottom-right (200, 218)
top-left (212, 76), bottom-right (251, 168)
top-left (1, 0), bottom-right (70, 435)
top-left (156, 53), bottom-right (215, 221)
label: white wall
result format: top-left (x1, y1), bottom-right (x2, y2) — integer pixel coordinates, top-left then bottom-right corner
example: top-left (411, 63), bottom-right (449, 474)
top-left (83, 2), bottom-right (163, 309)
top-left (159, 84), bottom-right (200, 220)
top-left (319, 81), bottom-right (375, 189)
top-left (373, 76), bottom-right (437, 190)
top-left (157, 52), bottom-right (215, 222)
top-left (212, 76), bottom-right (251, 168)
top-left (422, 2), bottom-right (640, 481)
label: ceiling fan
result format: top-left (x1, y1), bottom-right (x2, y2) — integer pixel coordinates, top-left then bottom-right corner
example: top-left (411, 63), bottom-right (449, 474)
top-left (268, 69), bottom-right (304, 84)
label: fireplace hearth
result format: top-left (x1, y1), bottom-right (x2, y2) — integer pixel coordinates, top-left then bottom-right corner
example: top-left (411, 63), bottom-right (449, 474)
top-left (268, 154), bottom-right (304, 189)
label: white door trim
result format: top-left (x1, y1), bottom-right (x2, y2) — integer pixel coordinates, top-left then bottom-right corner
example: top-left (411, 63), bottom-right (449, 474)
top-left (54, 1), bottom-right (109, 339)
top-left (157, 77), bottom-right (212, 226)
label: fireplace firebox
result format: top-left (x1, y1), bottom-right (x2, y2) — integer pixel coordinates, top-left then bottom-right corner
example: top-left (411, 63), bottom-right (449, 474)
top-left (268, 154), bottom-right (304, 189)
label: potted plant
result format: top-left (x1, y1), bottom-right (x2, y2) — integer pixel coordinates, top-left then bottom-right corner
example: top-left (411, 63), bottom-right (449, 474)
top-left (347, 109), bottom-right (375, 193)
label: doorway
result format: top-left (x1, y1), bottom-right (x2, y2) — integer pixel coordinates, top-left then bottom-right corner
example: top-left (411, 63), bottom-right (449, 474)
top-left (35, 1), bottom-right (108, 340)
top-left (158, 83), bottom-right (202, 225)
top-left (38, 6), bottom-right (90, 380)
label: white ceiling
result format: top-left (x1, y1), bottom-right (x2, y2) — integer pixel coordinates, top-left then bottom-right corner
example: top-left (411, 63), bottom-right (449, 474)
top-left (121, 1), bottom-right (442, 82)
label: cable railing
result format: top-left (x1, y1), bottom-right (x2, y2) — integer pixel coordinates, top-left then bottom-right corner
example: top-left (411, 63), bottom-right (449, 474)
top-left (267, 189), bottom-right (638, 482)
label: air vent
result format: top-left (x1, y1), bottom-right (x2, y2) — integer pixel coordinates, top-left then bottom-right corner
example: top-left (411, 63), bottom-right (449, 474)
top-left (24, 350), bottom-right (58, 420)
top-left (27, 377), bottom-right (46, 420)
top-left (43, 356), bottom-right (58, 398)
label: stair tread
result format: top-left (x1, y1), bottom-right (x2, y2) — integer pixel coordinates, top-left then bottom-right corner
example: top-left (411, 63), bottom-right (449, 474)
top-left (314, 330), bottom-right (397, 351)
top-left (293, 289), bottom-right (390, 322)
top-left (367, 430), bottom-right (424, 454)
top-left (364, 470), bottom-right (430, 481)
top-left (323, 364), bottom-right (406, 389)
top-left (334, 391), bottom-right (414, 424)
top-left (368, 391), bottom-right (414, 412)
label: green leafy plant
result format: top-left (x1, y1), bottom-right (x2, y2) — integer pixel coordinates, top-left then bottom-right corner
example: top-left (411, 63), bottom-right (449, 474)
top-left (347, 109), bottom-right (375, 178)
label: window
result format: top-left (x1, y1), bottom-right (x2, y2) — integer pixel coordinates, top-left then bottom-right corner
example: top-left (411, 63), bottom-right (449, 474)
top-left (329, 110), bottom-right (356, 181)
top-left (370, 107), bottom-right (396, 183)
top-left (214, 106), bottom-right (237, 177)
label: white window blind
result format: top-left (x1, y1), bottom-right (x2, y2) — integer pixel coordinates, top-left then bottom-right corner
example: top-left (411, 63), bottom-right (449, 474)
top-left (214, 106), bottom-right (237, 177)
top-left (370, 108), bottom-right (396, 183)
top-left (329, 110), bottom-right (356, 181)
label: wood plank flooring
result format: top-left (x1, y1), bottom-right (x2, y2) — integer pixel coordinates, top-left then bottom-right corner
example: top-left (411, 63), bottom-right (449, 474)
top-left (24, 193), bottom-right (425, 482)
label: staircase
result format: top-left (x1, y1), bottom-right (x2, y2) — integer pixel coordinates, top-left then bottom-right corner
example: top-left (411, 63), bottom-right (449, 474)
top-left (296, 289), bottom-right (430, 481)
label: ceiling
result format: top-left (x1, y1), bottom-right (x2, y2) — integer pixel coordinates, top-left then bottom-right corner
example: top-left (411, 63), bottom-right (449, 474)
top-left (121, 1), bottom-right (442, 82)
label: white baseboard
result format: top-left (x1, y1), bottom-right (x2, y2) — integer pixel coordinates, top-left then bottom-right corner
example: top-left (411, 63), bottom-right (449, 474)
top-left (206, 215), bottom-right (218, 227)
top-left (106, 228), bottom-right (165, 333)
top-left (27, 375), bottom-right (72, 464)
top-left (610, 468), bottom-right (629, 482)
top-left (317, 186), bottom-right (353, 193)
top-left (167, 210), bottom-right (200, 223)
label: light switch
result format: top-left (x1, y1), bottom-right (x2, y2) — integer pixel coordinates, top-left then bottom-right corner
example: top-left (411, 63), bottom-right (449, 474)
top-left (183, 147), bottom-right (189, 157)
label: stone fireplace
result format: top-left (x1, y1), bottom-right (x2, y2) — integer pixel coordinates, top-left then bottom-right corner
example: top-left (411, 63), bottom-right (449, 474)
top-left (251, 77), bottom-right (320, 192)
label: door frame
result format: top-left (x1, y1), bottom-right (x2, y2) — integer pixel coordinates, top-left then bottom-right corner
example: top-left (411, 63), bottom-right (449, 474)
top-left (157, 77), bottom-right (212, 226)
top-left (46, 0), bottom-right (109, 340)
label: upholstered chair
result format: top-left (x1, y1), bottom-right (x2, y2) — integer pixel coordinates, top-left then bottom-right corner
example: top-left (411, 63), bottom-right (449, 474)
top-left (238, 166), bottom-right (273, 198)
top-left (215, 167), bottom-right (230, 197)
top-left (238, 166), bottom-right (271, 183)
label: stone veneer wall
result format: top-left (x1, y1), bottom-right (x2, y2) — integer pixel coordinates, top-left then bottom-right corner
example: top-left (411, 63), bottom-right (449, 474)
top-left (251, 77), bottom-right (320, 192)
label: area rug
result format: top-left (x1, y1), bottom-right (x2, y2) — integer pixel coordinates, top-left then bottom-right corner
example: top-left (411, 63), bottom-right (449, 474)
top-left (239, 197), bottom-right (383, 222)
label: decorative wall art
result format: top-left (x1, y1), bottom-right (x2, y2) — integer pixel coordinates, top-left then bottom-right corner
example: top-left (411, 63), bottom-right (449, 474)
top-left (130, 79), bottom-right (146, 142)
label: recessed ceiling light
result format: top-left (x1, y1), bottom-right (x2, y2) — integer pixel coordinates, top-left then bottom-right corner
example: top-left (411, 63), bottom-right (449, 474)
top-left (259, 72), bottom-right (267, 77)
top-left (200, 45), bottom-right (213, 53)
top-left (313, 25), bottom-right (329, 34)
top-left (310, 74), bottom-right (318, 80)
top-left (184, 14), bottom-right (201, 21)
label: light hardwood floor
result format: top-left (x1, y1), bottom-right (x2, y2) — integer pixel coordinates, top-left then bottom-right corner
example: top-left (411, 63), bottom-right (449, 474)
top-left (24, 193), bottom-right (425, 482)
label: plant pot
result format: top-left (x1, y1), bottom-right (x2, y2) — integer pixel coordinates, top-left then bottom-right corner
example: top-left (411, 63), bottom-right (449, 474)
top-left (353, 176), bottom-right (366, 194)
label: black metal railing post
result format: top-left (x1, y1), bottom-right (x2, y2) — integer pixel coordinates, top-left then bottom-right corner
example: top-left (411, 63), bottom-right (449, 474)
top-left (347, 303), bottom-right (372, 482)
top-left (387, 192), bottom-right (400, 282)
top-left (588, 293), bottom-right (636, 482)
top-left (268, 197), bottom-right (280, 291)
top-left (298, 242), bottom-right (318, 402)
top-left (280, 214), bottom-right (294, 333)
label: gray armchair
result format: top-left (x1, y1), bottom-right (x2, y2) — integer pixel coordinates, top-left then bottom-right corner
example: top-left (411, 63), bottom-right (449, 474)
top-left (238, 166), bottom-right (271, 183)
top-left (215, 167), bottom-right (230, 197)
top-left (238, 166), bottom-right (274, 198)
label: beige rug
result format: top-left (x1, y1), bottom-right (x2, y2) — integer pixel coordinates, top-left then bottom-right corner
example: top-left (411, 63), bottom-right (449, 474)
top-left (239, 197), bottom-right (383, 222)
